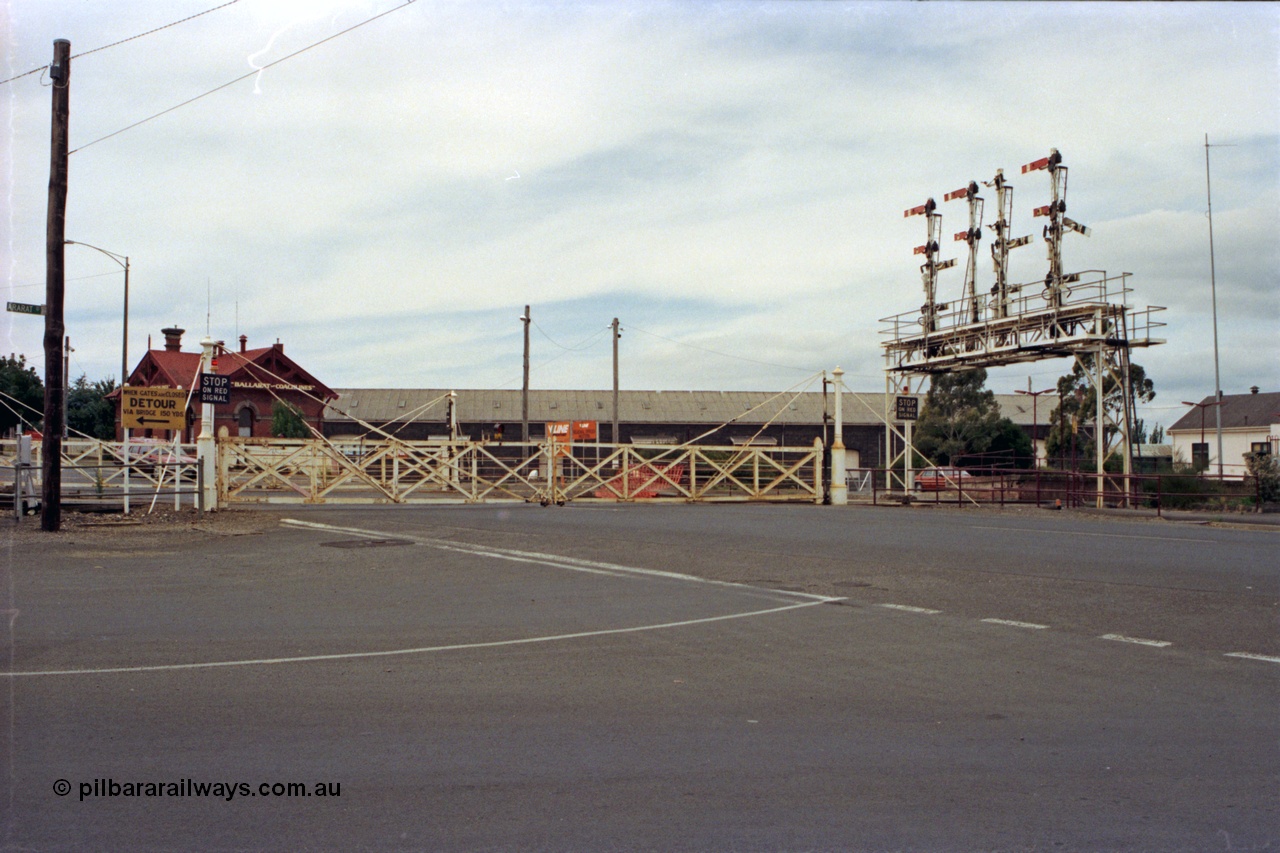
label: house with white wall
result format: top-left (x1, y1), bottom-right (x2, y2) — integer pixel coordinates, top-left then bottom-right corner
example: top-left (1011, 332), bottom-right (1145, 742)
top-left (1168, 388), bottom-right (1279, 476)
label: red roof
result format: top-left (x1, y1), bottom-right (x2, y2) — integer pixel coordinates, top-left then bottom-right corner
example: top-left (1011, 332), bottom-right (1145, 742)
top-left (115, 342), bottom-right (336, 401)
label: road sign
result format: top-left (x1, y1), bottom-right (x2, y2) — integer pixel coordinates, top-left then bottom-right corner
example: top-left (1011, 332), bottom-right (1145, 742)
top-left (121, 386), bottom-right (188, 430)
top-left (895, 395), bottom-right (919, 422)
top-left (200, 372), bottom-right (231, 405)
top-left (6, 301), bottom-right (45, 316)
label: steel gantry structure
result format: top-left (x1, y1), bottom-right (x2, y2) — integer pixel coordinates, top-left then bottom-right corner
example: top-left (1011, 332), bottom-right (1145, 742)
top-left (881, 150), bottom-right (1165, 506)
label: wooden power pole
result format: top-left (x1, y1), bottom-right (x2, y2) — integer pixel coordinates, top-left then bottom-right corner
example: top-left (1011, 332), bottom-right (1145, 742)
top-left (42, 39), bottom-right (70, 533)
top-left (611, 318), bottom-right (620, 444)
top-left (521, 305), bottom-right (530, 443)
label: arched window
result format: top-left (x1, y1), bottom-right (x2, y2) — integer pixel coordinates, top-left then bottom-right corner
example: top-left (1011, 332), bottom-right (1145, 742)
top-left (237, 406), bottom-right (254, 437)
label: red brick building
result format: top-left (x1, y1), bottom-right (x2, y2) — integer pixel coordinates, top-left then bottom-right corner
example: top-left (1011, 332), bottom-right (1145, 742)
top-left (116, 327), bottom-right (336, 441)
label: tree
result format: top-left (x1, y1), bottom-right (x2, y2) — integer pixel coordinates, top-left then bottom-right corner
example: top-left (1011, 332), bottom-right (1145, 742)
top-left (985, 416), bottom-right (1034, 467)
top-left (67, 374), bottom-right (118, 440)
top-left (914, 368), bottom-right (1027, 467)
top-left (270, 400), bottom-right (311, 438)
top-left (1045, 357), bottom-right (1155, 468)
top-left (0, 354), bottom-right (43, 435)
top-left (1245, 451), bottom-right (1279, 504)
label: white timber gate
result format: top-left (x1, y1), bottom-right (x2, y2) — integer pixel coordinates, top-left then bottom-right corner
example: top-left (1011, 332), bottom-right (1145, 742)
top-left (216, 437), bottom-right (823, 505)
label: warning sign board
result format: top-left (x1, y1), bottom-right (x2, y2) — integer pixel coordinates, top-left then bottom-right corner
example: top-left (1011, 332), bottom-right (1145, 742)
top-left (121, 386), bottom-right (188, 430)
top-left (895, 396), bottom-right (920, 422)
top-left (200, 372), bottom-right (231, 405)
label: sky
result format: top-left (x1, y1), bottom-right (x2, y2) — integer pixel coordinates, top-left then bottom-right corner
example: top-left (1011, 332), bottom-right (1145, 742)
top-left (3, 0), bottom-right (1277, 435)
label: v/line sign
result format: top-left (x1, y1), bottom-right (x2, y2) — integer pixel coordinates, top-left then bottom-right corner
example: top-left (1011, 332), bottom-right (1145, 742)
top-left (120, 386), bottom-right (188, 430)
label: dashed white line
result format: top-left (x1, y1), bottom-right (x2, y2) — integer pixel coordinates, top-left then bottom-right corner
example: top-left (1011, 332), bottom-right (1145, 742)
top-left (1224, 652), bottom-right (1280, 665)
top-left (1100, 633), bottom-right (1172, 648)
top-left (981, 618), bottom-right (1049, 630)
top-left (877, 604), bottom-right (941, 615)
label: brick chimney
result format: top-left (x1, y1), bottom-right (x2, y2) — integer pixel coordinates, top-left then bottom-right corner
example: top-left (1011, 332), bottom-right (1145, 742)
top-left (239, 335), bottom-right (248, 353)
top-left (161, 326), bottom-right (185, 352)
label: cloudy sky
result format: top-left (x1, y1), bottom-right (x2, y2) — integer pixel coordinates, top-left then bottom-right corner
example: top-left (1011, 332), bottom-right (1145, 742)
top-left (3, 1), bottom-right (1277, 433)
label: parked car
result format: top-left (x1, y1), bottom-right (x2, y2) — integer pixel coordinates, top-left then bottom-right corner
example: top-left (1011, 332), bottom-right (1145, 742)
top-left (915, 467), bottom-right (974, 491)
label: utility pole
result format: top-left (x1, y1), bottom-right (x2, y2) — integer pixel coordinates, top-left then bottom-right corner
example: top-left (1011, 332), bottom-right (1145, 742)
top-left (521, 305), bottom-right (530, 443)
top-left (611, 317), bottom-right (620, 445)
top-left (42, 39), bottom-right (70, 533)
top-left (1204, 133), bottom-right (1226, 477)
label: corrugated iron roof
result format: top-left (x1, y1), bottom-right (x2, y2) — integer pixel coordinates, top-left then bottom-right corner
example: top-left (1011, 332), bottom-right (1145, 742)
top-left (324, 389), bottom-right (1054, 427)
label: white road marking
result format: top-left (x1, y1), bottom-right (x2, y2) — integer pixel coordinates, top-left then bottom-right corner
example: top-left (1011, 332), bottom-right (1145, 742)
top-left (280, 518), bottom-right (839, 602)
top-left (0, 599), bottom-right (833, 678)
top-left (1100, 633), bottom-right (1172, 648)
top-left (1224, 652), bottom-right (1280, 665)
top-left (877, 604), bottom-right (941, 615)
top-left (981, 618), bottom-right (1050, 629)
top-left (971, 525), bottom-right (1214, 544)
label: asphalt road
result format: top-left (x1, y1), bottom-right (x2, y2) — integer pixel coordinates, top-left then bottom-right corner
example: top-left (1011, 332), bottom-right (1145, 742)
top-left (3, 503), bottom-right (1277, 852)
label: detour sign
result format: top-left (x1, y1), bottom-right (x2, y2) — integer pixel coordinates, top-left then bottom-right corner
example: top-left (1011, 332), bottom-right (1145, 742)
top-left (121, 386), bottom-right (188, 430)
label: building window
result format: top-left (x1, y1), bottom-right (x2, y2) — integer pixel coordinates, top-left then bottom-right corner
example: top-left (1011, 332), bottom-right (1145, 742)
top-left (1251, 442), bottom-right (1271, 456)
top-left (237, 407), bottom-right (254, 438)
top-left (1192, 442), bottom-right (1209, 470)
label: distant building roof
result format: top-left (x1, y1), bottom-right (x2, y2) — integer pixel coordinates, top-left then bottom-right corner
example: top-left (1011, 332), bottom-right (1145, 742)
top-left (114, 330), bottom-right (337, 401)
top-left (1169, 391), bottom-right (1280, 433)
top-left (324, 388), bottom-right (1054, 428)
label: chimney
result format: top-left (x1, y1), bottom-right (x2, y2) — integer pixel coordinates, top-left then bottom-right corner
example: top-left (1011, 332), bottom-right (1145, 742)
top-left (1251, 386), bottom-right (1259, 395)
top-left (273, 338), bottom-right (283, 353)
top-left (161, 326), bottom-right (185, 352)
top-left (239, 334), bottom-right (248, 353)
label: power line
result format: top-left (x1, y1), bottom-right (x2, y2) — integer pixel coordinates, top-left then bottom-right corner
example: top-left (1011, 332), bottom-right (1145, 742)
top-left (0, 0), bottom-right (242, 87)
top-left (627, 324), bottom-right (818, 374)
top-left (6, 270), bottom-right (125, 289)
top-left (70, 0), bottom-right (418, 154)
top-left (532, 319), bottom-right (609, 352)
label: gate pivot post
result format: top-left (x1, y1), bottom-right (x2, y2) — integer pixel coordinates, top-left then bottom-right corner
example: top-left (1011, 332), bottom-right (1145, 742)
top-left (830, 367), bottom-right (847, 506)
top-left (197, 335), bottom-right (218, 512)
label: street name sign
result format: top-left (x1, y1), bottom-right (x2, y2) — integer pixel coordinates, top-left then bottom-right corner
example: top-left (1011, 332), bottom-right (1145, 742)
top-left (6, 302), bottom-right (45, 316)
top-left (200, 372), bottom-right (231, 405)
top-left (121, 386), bottom-right (188, 430)
top-left (895, 395), bottom-right (920, 421)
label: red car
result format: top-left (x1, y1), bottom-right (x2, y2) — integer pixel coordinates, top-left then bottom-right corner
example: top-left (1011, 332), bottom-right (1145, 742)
top-left (914, 468), bottom-right (974, 491)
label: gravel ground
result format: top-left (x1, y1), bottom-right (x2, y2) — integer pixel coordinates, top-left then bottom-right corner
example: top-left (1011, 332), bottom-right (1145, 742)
top-left (3, 506), bottom-right (282, 549)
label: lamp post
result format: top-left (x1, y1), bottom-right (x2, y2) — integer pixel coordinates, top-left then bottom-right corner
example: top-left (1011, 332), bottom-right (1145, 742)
top-left (1182, 399), bottom-right (1224, 472)
top-left (1015, 382), bottom-right (1055, 469)
top-left (64, 240), bottom-right (129, 385)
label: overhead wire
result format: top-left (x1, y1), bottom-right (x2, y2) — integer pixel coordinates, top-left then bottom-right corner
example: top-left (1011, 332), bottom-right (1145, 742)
top-left (0, 0), bottom-right (243, 87)
top-left (69, 0), bottom-right (419, 154)
top-left (626, 324), bottom-right (818, 374)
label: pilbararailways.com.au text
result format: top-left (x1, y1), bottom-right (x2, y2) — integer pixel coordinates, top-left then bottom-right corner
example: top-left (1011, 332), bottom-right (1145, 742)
top-left (55, 778), bottom-right (341, 802)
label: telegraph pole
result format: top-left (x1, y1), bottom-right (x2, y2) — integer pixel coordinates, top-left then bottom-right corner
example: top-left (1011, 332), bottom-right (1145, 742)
top-left (521, 305), bottom-right (530, 443)
top-left (1204, 133), bottom-right (1225, 477)
top-left (611, 317), bottom-right (620, 444)
top-left (42, 39), bottom-right (70, 532)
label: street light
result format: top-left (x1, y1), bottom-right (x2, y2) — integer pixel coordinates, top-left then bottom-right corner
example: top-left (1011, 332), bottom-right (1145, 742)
top-left (1015, 383), bottom-right (1055, 469)
top-left (1181, 399), bottom-right (1224, 473)
top-left (64, 240), bottom-right (129, 386)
